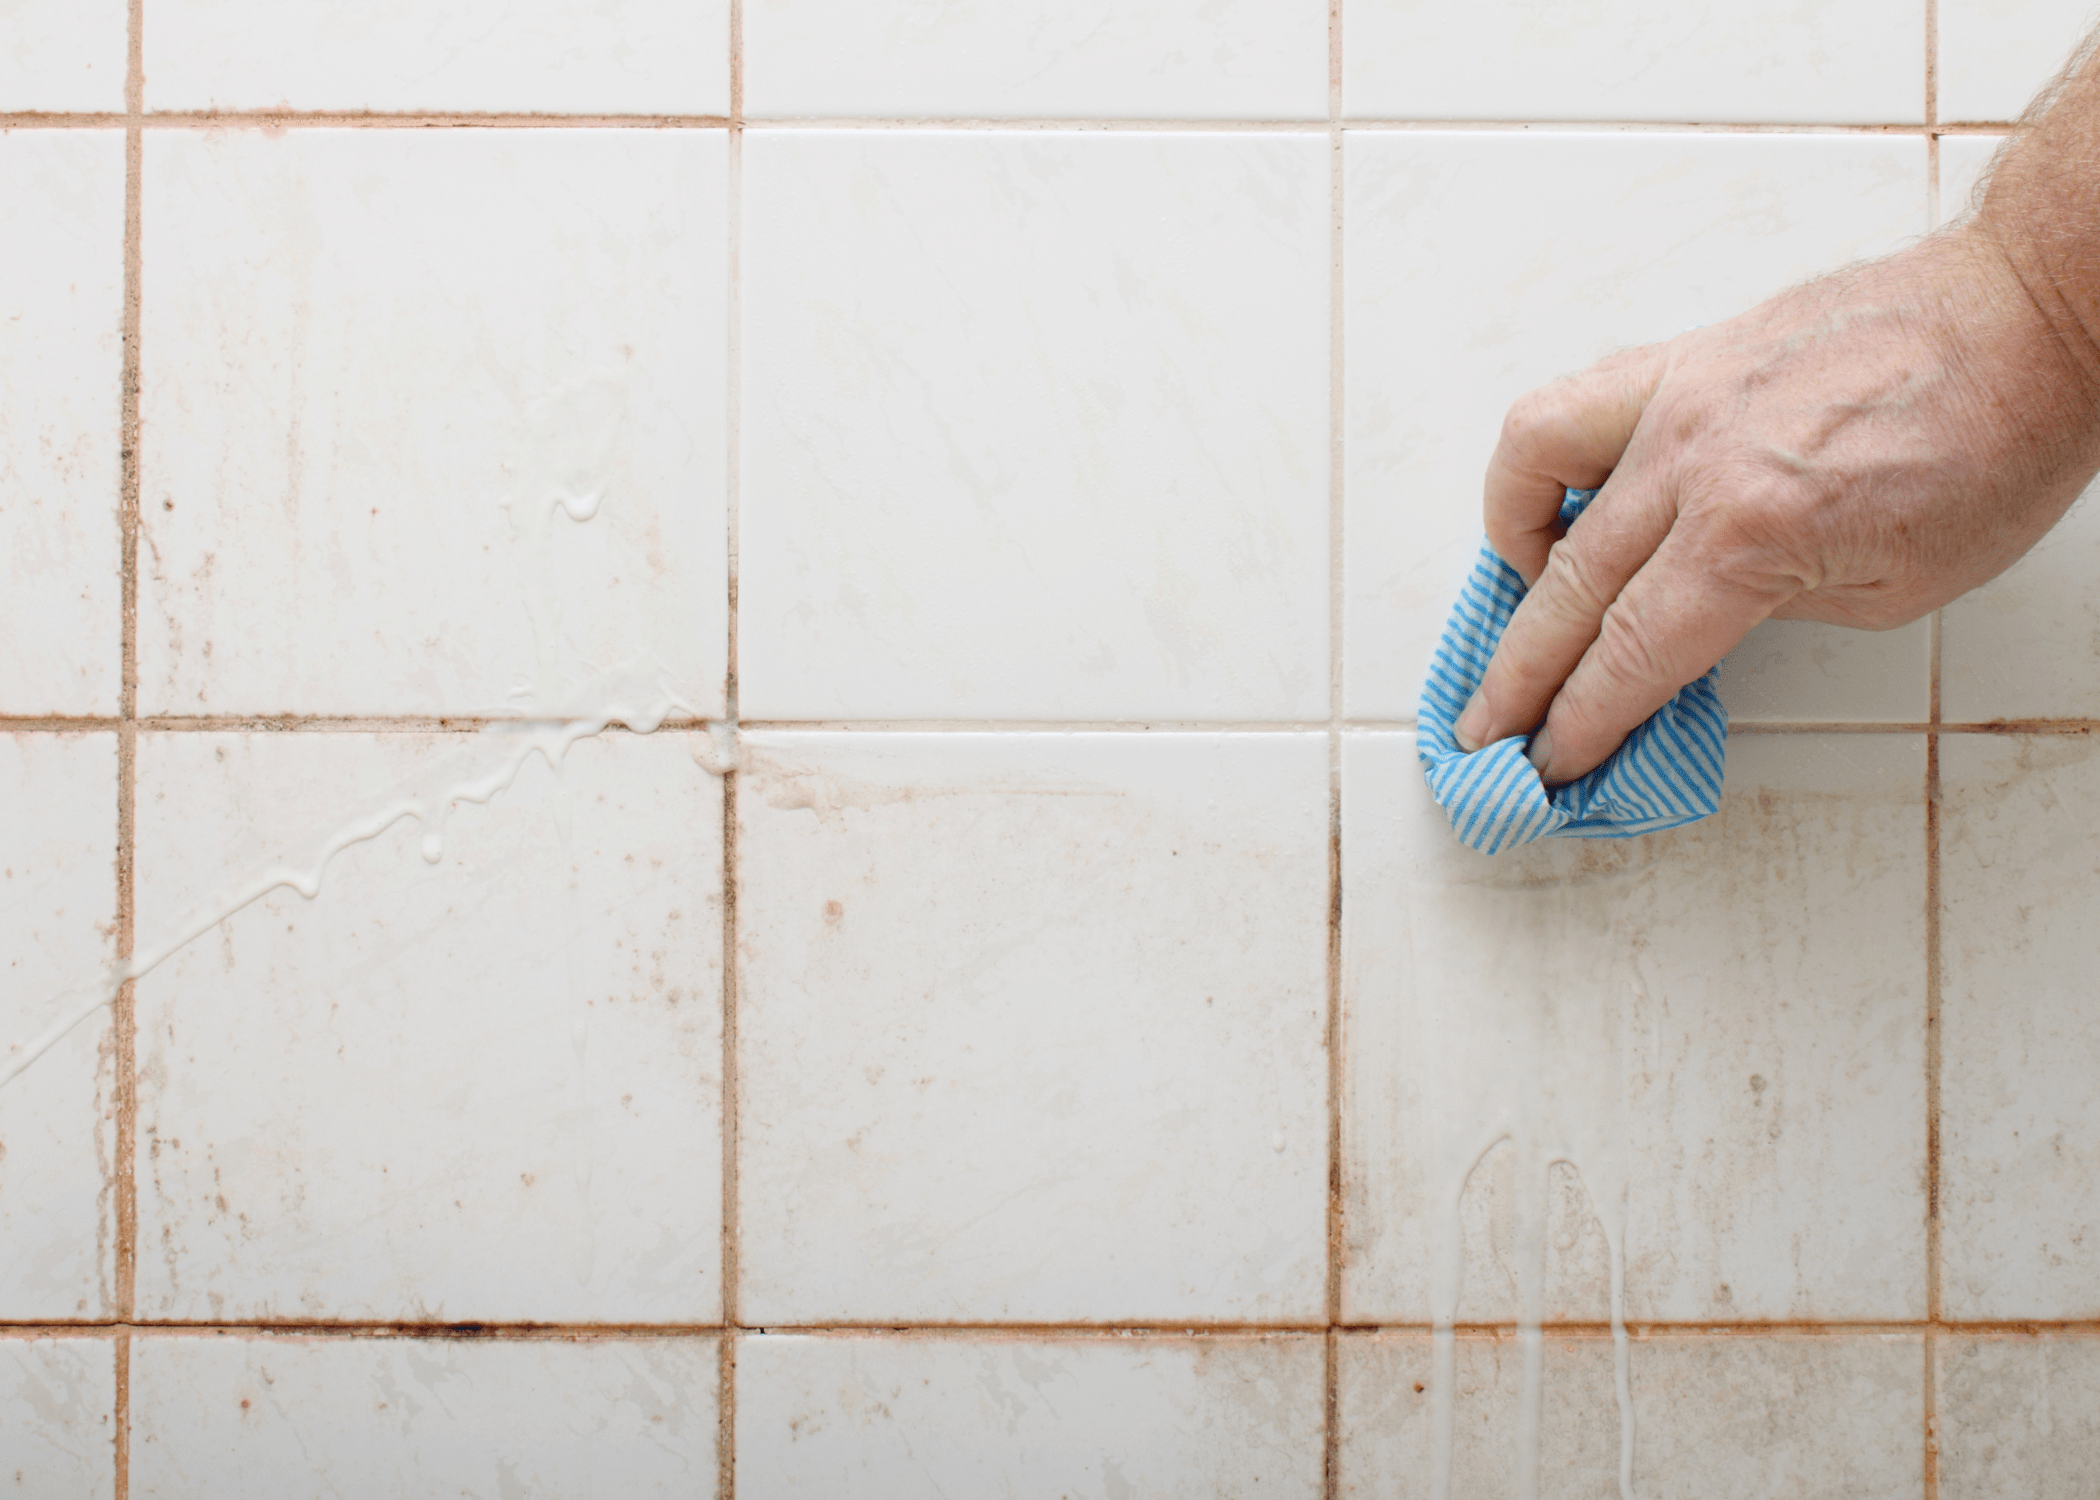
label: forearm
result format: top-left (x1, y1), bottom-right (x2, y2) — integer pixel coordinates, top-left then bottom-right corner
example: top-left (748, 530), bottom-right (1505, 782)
top-left (1974, 30), bottom-right (2100, 412)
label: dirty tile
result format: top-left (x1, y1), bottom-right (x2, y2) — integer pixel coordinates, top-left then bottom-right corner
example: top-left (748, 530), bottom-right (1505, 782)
top-left (0, 733), bottom-right (117, 1321)
top-left (130, 1335), bottom-right (718, 1496)
top-left (741, 132), bottom-right (1328, 721)
top-left (0, 1), bottom-right (125, 111)
top-left (132, 730), bottom-right (724, 1322)
top-left (1341, 732), bottom-right (1927, 1323)
top-left (1937, 1334), bottom-right (2100, 1498)
top-left (1343, 133), bottom-right (1928, 722)
top-left (1940, 734), bottom-right (2100, 1318)
top-left (1939, 134), bottom-right (2010, 225)
top-left (1939, 0), bottom-right (2094, 123)
top-left (736, 733), bottom-right (1328, 1322)
top-left (1337, 1332), bottom-right (1922, 1498)
top-left (1940, 480), bottom-right (2100, 722)
top-left (0, 1337), bottom-right (116, 1497)
top-left (0, 132), bottom-right (123, 717)
top-left (736, 1334), bottom-right (1324, 1495)
top-left (139, 130), bottom-right (727, 719)
top-left (146, 0), bottom-right (728, 113)
top-left (743, 0), bottom-right (1326, 118)
top-left (1343, 0), bottom-right (1923, 123)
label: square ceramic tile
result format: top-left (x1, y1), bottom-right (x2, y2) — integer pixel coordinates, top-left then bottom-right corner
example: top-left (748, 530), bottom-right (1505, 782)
top-left (1343, 0), bottom-right (1923, 123)
top-left (0, 1), bottom-right (126, 111)
top-left (139, 130), bottom-right (728, 720)
top-left (0, 132), bottom-right (123, 716)
top-left (146, 0), bottom-right (729, 113)
top-left (1938, 1335), bottom-right (2100, 1498)
top-left (131, 1335), bottom-right (718, 1495)
top-left (1941, 480), bottom-right (2100, 722)
top-left (736, 1334), bottom-right (1324, 1495)
top-left (1341, 732), bottom-right (1927, 1323)
top-left (743, 0), bottom-right (1326, 118)
top-left (133, 729), bottom-right (724, 1322)
top-left (0, 1338), bottom-right (116, 1497)
top-left (1343, 133), bottom-right (1929, 723)
top-left (1337, 1333), bottom-right (1923, 1498)
top-left (0, 733), bottom-right (117, 1320)
top-left (1940, 133), bottom-right (2011, 224)
top-left (1940, 734), bottom-right (2100, 1319)
top-left (1939, 0), bottom-right (2096, 123)
top-left (736, 733), bottom-right (1329, 1322)
top-left (741, 132), bottom-right (1329, 721)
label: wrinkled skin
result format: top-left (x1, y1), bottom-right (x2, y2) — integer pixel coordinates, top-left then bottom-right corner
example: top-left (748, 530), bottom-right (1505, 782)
top-left (1455, 122), bottom-right (2100, 785)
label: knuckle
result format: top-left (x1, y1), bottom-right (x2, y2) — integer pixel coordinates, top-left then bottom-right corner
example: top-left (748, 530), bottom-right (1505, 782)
top-left (1536, 538), bottom-right (1612, 619)
top-left (1498, 385), bottom-right (1574, 456)
top-left (1585, 596), bottom-right (1679, 698)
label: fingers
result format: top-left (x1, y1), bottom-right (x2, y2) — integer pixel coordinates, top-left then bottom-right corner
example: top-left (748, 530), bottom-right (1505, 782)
top-left (1484, 346), bottom-right (1669, 585)
top-left (1527, 526), bottom-right (1793, 786)
top-left (1453, 469), bottom-right (1678, 753)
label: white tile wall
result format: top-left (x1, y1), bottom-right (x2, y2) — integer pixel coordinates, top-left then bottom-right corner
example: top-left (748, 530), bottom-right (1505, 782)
top-left (1338, 1333), bottom-right (1925, 1497)
top-left (6, 0), bottom-right (2095, 1489)
top-left (1941, 734), bottom-right (2100, 1320)
top-left (0, 1337), bottom-right (116, 1497)
top-left (735, 733), bottom-right (1329, 1322)
top-left (1342, 132), bottom-right (1930, 723)
top-left (138, 129), bottom-right (729, 720)
top-left (1343, 733), bottom-right (1927, 1323)
top-left (1343, 0), bottom-right (1926, 123)
top-left (741, 131), bottom-right (1330, 721)
top-left (0, 734), bottom-right (117, 1321)
top-left (145, 0), bottom-right (731, 114)
top-left (129, 1335), bottom-right (719, 1495)
top-left (132, 731), bottom-right (724, 1322)
top-left (0, 132), bottom-right (124, 717)
top-left (1939, 0), bottom-right (2098, 123)
top-left (744, 0), bottom-right (1327, 119)
top-left (1937, 1335), bottom-right (2100, 1496)
top-left (0, 1), bottom-right (126, 112)
top-left (736, 1334), bottom-right (1325, 1494)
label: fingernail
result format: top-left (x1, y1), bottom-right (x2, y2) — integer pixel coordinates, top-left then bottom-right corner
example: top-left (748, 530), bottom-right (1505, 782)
top-left (1454, 690), bottom-right (1489, 752)
top-left (1526, 728), bottom-right (1554, 781)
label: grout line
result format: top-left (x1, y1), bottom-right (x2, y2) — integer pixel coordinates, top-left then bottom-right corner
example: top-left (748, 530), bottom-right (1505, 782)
top-left (10, 1317), bottom-right (2096, 1339)
top-left (112, 6), bottom-right (143, 1495)
top-left (1924, 609), bottom-right (1944, 1500)
top-left (1322, 8), bottom-right (1345, 1499)
top-left (719, 8), bottom-right (744, 1497)
top-left (4, 715), bottom-right (2097, 735)
top-left (0, 112), bottom-right (2040, 135)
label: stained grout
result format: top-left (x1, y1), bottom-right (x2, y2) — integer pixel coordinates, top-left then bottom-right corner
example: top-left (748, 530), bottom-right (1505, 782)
top-left (718, 6), bottom-right (745, 1496)
top-left (0, 111), bottom-right (2034, 134)
top-left (1923, 9), bottom-right (1943, 1476)
top-left (1322, 8), bottom-right (1347, 1494)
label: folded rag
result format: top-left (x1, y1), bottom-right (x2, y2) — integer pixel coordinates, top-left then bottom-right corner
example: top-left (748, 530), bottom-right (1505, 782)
top-left (1417, 488), bottom-right (1728, 854)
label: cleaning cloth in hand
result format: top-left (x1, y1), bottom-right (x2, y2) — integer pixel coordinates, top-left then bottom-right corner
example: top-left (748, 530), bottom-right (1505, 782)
top-left (1417, 488), bottom-right (1728, 854)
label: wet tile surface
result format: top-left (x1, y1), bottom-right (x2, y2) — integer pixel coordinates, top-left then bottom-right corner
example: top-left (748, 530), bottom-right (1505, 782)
top-left (740, 131), bottom-right (1330, 721)
top-left (130, 1335), bottom-right (719, 1496)
top-left (743, 0), bottom-right (1326, 119)
top-left (0, 1338), bottom-right (116, 1497)
top-left (0, 734), bottom-right (117, 1321)
top-left (0, 132), bottom-right (123, 717)
top-left (138, 129), bottom-right (728, 719)
top-left (1338, 1332), bottom-right (1923, 1498)
top-left (736, 1334), bottom-right (1324, 1496)
top-left (1342, 732), bottom-right (1928, 1323)
top-left (147, 0), bottom-right (729, 113)
top-left (735, 733), bottom-right (1329, 1323)
top-left (1342, 132), bottom-right (1929, 723)
top-left (1937, 1335), bottom-right (2100, 1499)
top-left (1343, 0), bottom-right (1924, 122)
top-left (1941, 734), bottom-right (2100, 1320)
top-left (132, 731), bottom-right (724, 1323)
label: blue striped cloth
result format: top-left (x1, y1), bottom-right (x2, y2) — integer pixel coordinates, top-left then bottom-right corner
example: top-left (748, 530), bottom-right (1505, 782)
top-left (1418, 488), bottom-right (1727, 854)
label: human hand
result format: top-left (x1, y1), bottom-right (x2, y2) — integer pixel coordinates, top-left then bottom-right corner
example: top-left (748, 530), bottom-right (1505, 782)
top-left (1450, 226), bottom-right (2100, 785)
